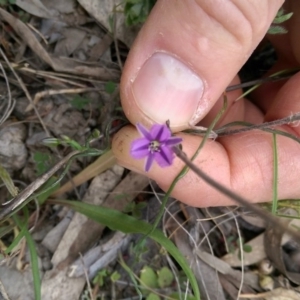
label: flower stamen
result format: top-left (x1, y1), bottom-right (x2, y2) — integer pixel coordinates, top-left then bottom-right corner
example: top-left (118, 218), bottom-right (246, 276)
top-left (149, 140), bottom-right (161, 153)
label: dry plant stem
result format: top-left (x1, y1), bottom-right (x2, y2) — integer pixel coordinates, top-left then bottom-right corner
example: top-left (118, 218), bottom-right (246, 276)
top-left (225, 72), bottom-right (296, 92)
top-left (172, 146), bottom-right (300, 242)
top-left (0, 47), bottom-right (50, 136)
top-left (112, 5), bottom-right (123, 71)
top-left (9, 64), bottom-right (88, 87)
top-left (0, 278), bottom-right (10, 300)
top-left (26, 87), bottom-right (103, 112)
top-left (80, 253), bottom-right (95, 300)
top-left (26, 23), bottom-right (48, 45)
top-left (217, 112), bottom-right (300, 137)
top-left (0, 150), bottom-right (81, 220)
top-left (0, 61), bottom-right (15, 124)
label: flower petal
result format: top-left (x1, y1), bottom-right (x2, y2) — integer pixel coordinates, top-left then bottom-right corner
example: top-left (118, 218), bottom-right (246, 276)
top-left (165, 136), bottom-right (182, 146)
top-left (145, 153), bottom-right (155, 172)
top-left (130, 138), bottom-right (149, 159)
top-left (155, 146), bottom-right (174, 167)
top-left (136, 123), bottom-right (152, 141)
top-left (150, 124), bottom-right (171, 142)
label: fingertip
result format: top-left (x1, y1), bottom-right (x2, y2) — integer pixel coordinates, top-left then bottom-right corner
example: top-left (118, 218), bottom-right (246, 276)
top-left (121, 0), bottom-right (283, 130)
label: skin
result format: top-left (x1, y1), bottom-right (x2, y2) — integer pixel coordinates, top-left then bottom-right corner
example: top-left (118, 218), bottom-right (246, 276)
top-left (112, 0), bottom-right (300, 207)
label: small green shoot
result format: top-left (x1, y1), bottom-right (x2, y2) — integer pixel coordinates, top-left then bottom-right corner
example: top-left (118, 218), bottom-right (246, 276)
top-left (105, 81), bottom-right (117, 94)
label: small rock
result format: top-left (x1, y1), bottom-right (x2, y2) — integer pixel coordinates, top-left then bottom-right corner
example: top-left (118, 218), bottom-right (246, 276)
top-left (0, 124), bottom-right (27, 173)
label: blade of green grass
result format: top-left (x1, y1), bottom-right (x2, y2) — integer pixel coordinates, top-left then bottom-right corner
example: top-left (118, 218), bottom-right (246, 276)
top-left (13, 211), bottom-right (41, 300)
top-left (119, 254), bottom-right (143, 298)
top-left (0, 163), bottom-right (18, 197)
top-left (55, 199), bottom-right (200, 300)
top-left (5, 227), bottom-right (25, 254)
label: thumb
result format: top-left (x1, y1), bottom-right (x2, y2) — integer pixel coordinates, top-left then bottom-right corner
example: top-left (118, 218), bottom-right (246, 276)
top-left (121, 0), bottom-right (283, 131)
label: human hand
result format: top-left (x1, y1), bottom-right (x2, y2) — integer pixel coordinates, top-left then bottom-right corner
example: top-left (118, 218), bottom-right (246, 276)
top-left (112, 0), bottom-right (300, 207)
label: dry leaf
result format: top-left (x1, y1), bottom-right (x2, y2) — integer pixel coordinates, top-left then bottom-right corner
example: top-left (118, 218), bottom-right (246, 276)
top-left (0, 9), bottom-right (120, 80)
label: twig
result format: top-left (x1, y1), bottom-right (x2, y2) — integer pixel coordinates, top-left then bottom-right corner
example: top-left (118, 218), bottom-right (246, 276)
top-left (0, 278), bottom-right (10, 300)
top-left (225, 71), bottom-right (297, 92)
top-left (112, 3), bottom-right (123, 71)
top-left (0, 60), bottom-right (15, 125)
top-left (0, 47), bottom-right (50, 136)
top-left (79, 253), bottom-right (95, 300)
top-left (0, 150), bottom-right (81, 220)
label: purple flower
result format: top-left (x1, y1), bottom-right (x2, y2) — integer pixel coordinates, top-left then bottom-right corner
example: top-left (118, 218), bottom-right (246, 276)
top-left (130, 123), bottom-right (182, 172)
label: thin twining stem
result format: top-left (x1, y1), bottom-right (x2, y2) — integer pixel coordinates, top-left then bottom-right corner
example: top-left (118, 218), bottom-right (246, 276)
top-left (172, 146), bottom-right (300, 242)
top-left (226, 70), bottom-right (298, 92)
top-left (217, 113), bottom-right (300, 137)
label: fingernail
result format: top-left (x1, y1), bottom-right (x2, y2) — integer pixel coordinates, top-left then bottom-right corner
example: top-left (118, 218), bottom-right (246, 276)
top-left (132, 52), bottom-right (204, 126)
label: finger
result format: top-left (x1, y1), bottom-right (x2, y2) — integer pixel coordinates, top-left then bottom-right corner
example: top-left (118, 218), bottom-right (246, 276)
top-left (200, 76), bottom-right (264, 127)
top-left (266, 71), bottom-right (300, 127)
top-left (112, 124), bottom-right (300, 207)
top-left (121, 0), bottom-right (284, 131)
top-left (251, 0), bottom-right (300, 112)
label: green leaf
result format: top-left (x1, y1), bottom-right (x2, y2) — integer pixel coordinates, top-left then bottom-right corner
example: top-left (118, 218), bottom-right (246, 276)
top-left (268, 25), bottom-right (288, 35)
top-left (105, 81), bottom-right (117, 94)
top-left (243, 244), bottom-right (252, 253)
top-left (36, 177), bottom-right (60, 204)
top-left (93, 269), bottom-right (107, 286)
top-left (170, 293), bottom-right (197, 300)
top-left (157, 266), bottom-right (174, 288)
top-left (110, 271), bottom-right (121, 282)
top-left (13, 211), bottom-right (41, 300)
top-left (124, 0), bottom-right (156, 26)
top-left (56, 199), bottom-right (201, 300)
top-left (70, 95), bottom-right (90, 110)
top-left (140, 266), bottom-right (158, 291)
top-left (33, 152), bottom-right (52, 176)
top-left (146, 293), bottom-right (160, 300)
top-left (273, 9), bottom-right (293, 24)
